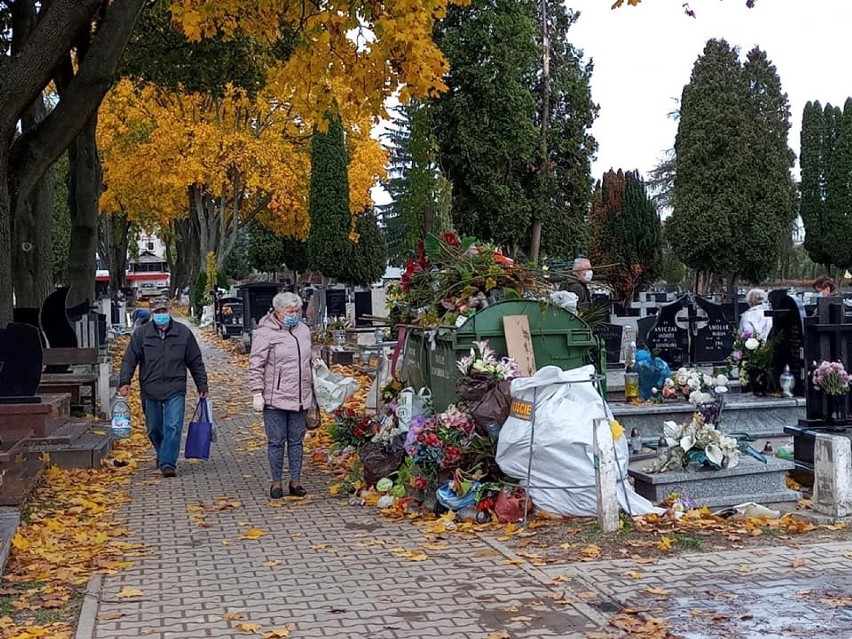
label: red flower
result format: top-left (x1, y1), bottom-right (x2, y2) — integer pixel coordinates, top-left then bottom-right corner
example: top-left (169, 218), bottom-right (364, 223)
top-left (414, 477), bottom-right (428, 491)
top-left (441, 231), bottom-right (461, 248)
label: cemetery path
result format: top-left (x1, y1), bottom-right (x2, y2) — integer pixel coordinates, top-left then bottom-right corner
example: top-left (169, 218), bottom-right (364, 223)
top-left (82, 328), bottom-right (614, 639)
top-left (82, 324), bottom-right (852, 639)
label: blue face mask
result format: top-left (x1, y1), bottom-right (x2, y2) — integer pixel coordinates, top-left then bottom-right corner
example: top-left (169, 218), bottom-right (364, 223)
top-left (282, 315), bottom-right (299, 327)
top-left (152, 313), bottom-right (170, 327)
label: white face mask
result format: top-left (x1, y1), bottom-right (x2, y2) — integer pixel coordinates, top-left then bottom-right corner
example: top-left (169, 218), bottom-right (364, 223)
top-left (584, 270), bottom-right (593, 282)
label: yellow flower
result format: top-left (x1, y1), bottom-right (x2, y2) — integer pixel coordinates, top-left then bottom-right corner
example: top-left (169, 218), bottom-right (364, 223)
top-left (610, 419), bottom-right (624, 441)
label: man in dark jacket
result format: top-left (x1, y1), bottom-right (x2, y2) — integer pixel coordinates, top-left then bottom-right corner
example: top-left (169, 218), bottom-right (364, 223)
top-left (564, 257), bottom-right (593, 312)
top-left (119, 297), bottom-right (208, 477)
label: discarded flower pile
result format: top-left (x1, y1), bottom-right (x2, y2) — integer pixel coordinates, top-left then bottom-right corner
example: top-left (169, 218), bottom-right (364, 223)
top-left (386, 232), bottom-right (552, 328)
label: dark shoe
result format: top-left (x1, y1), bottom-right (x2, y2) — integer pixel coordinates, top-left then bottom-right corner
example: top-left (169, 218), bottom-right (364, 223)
top-left (289, 483), bottom-right (307, 497)
top-left (161, 466), bottom-right (176, 478)
top-left (270, 484), bottom-right (284, 499)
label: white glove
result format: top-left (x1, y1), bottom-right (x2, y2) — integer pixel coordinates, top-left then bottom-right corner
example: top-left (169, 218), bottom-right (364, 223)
top-left (252, 393), bottom-right (265, 413)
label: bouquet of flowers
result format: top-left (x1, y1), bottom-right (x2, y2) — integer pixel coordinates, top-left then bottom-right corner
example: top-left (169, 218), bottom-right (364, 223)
top-left (728, 330), bottom-right (774, 388)
top-left (662, 367), bottom-right (728, 405)
top-left (457, 340), bottom-right (519, 380)
top-left (812, 360), bottom-right (852, 395)
top-left (646, 415), bottom-right (740, 473)
top-left (328, 408), bottom-right (380, 452)
top-left (404, 405), bottom-right (479, 485)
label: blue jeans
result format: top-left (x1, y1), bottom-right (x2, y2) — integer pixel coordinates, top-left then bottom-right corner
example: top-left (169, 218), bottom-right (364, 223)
top-left (142, 395), bottom-right (186, 469)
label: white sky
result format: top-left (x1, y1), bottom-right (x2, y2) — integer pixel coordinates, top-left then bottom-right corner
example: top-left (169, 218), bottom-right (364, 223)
top-left (569, 0), bottom-right (852, 180)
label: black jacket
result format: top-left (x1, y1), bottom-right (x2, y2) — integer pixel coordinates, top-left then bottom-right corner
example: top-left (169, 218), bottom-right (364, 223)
top-left (564, 280), bottom-right (591, 311)
top-left (120, 319), bottom-right (208, 400)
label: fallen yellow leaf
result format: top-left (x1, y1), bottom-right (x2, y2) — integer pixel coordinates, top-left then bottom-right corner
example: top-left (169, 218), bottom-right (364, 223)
top-left (223, 612), bottom-right (245, 621)
top-left (116, 587), bottom-right (143, 599)
top-left (657, 536), bottom-right (673, 551)
top-left (241, 528), bottom-right (268, 540)
top-left (236, 622), bottom-right (262, 632)
top-left (626, 571), bottom-right (642, 580)
top-left (644, 587), bottom-right (670, 596)
top-left (485, 632), bottom-right (510, 639)
top-left (262, 627), bottom-right (292, 639)
top-left (792, 558), bottom-right (805, 568)
top-left (261, 560), bottom-right (281, 568)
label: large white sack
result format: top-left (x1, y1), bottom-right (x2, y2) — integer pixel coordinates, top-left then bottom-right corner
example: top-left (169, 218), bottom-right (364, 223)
top-left (496, 365), bottom-right (658, 517)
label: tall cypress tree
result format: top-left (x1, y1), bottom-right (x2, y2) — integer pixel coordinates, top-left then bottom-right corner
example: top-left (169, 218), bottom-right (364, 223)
top-left (800, 101), bottom-right (831, 269)
top-left (739, 47), bottom-right (795, 282)
top-left (307, 112), bottom-right (351, 280)
top-left (668, 40), bottom-right (794, 285)
top-left (824, 99), bottom-right (852, 270)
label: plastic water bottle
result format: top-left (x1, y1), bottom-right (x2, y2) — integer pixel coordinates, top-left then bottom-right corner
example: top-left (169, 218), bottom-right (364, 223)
top-left (111, 396), bottom-right (132, 439)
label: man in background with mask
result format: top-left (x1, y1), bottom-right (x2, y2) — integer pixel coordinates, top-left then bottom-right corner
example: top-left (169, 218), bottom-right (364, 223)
top-left (119, 297), bottom-right (208, 477)
top-left (564, 257), bottom-right (593, 312)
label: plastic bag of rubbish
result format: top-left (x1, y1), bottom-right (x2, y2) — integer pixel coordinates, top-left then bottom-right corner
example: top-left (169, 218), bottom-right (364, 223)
top-left (550, 290), bottom-right (579, 314)
top-left (436, 481), bottom-right (480, 511)
top-left (712, 502), bottom-right (780, 519)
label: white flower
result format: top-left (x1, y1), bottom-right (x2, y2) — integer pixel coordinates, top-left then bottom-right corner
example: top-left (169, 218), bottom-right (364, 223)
top-left (680, 434), bottom-right (695, 452)
top-left (705, 443), bottom-right (724, 467)
top-left (687, 377), bottom-right (701, 390)
top-left (663, 420), bottom-right (683, 443)
top-left (715, 374), bottom-right (729, 387)
top-left (702, 374), bottom-right (714, 387)
top-left (664, 378), bottom-right (675, 388)
top-left (676, 371), bottom-right (689, 385)
top-left (745, 337), bottom-right (760, 351)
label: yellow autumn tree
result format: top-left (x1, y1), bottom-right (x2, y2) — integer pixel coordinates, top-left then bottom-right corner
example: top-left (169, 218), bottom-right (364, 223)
top-left (99, 79), bottom-right (386, 288)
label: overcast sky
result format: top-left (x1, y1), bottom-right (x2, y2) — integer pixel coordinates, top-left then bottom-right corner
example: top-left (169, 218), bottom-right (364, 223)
top-left (569, 0), bottom-right (852, 180)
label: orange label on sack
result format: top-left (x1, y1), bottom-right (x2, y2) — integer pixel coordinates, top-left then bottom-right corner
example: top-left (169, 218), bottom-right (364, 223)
top-left (510, 399), bottom-right (533, 421)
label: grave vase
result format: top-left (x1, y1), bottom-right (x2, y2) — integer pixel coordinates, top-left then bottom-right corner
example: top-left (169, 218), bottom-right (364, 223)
top-left (826, 394), bottom-right (848, 429)
top-left (748, 369), bottom-right (770, 397)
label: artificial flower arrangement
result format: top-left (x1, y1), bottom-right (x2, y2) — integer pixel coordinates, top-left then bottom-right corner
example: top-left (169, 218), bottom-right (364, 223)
top-left (404, 404), bottom-right (482, 486)
top-left (811, 360), bottom-right (852, 396)
top-left (457, 340), bottom-right (520, 381)
top-left (662, 367), bottom-right (728, 405)
top-left (645, 414), bottom-right (741, 473)
top-left (727, 330), bottom-right (774, 389)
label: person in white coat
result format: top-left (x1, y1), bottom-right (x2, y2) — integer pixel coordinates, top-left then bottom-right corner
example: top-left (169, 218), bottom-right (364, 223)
top-left (739, 288), bottom-right (772, 339)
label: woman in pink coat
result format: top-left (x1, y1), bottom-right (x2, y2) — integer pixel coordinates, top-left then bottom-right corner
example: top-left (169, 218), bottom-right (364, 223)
top-left (249, 292), bottom-right (313, 498)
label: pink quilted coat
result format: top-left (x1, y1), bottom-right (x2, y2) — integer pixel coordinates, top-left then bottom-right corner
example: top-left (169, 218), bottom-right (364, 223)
top-left (249, 313), bottom-right (313, 411)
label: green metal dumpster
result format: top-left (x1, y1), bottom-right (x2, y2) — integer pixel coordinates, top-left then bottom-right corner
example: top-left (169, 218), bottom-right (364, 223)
top-left (399, 300), bottom-right (602, 411)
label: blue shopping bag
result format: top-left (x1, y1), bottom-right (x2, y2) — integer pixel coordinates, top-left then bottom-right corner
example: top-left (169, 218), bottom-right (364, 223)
top-left (185, 399), bottom-right (213, 460)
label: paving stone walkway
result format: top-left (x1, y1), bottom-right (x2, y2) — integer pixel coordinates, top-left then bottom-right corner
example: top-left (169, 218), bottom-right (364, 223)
top-left (83, 333), bottom-right (852, 639)
top-left (85, 335), bottom-right (610, 639)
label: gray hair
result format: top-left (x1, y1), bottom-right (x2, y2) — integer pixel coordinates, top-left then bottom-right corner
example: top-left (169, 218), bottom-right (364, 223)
top-left (746, 288), bottom-right (768, 307)
top-left (572, 257), bottom-right (591, 271)
top-left (272, 291), bottom-right (302, 311)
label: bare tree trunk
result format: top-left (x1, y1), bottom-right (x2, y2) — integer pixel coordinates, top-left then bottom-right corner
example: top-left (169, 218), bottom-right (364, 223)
top-left (0, 146), bottom-right (11, 325)
top-left (529, 0), bottom-right (551, 265)
top-left (65, 115), bottom-right (101, 307)
top-left (99, 210), bottom-right (130, 293)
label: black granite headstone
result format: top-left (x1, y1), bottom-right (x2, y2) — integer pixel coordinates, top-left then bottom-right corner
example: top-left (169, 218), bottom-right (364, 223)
top-left (768, 290), bottom-right (805, 397)
top-left (645, 296), bottom-right (690, 367)
top-left (354, 291), bottom-right (372, 327)
top-left (41, 287), bottom-right (77, 348)
top-left (636, 316), bottom-right (657, 349)
top-left (593, 323), bottom-right (624, 365)
top-left (12, 307), bottom-right (46, 347)
top-left (66, 299), bottom-right (91, 323)
top-left (238, 283), bottom-right (280, 329)
top-left (326, 288), bottom-right (347, 319)
top-left (0, 323), bottom-right (43, 403)
top-left (693, 298), bottom-right (735, 364)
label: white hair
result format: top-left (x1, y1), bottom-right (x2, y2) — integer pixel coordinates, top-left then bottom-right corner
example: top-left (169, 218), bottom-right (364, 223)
top-left (572, 258), bottom-right (591, 271)
top-left (272, 291), bottom-right (302, 311)
top-left (746, 288), bottom-right (768, 307)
